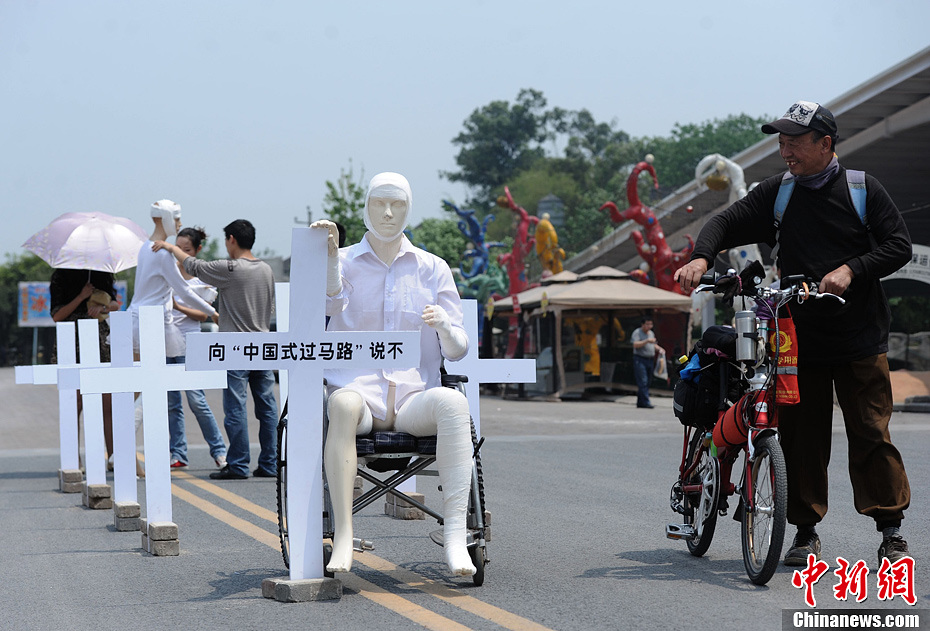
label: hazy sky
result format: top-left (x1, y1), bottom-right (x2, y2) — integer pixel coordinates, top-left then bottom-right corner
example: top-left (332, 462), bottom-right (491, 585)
top-left (3, 1), bottom-right (928, 262)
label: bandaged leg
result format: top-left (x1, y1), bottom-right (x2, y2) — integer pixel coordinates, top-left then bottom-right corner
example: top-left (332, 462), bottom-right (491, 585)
top-left (397, 388), bottom-right (476, 576)
top-left (324, 389), bottom-right (372, 572)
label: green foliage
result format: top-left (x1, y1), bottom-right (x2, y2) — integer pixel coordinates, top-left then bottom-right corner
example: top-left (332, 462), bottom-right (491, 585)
top-left (442, 89), bottom-right (555, 201)
top-left (409, 218), bottom-right (468, 270)
top-left (200, 237), bottom-right (222, 261)
top-left (321, 160), bottom-right (367, 246)
top-left (889, 296), bottom-right (930, 334)
top-left (443, 90), bottom-right (769, 264)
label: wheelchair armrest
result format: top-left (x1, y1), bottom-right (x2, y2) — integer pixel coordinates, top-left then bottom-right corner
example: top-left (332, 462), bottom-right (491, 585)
top-left (441, 373), bottom-right (468, 387)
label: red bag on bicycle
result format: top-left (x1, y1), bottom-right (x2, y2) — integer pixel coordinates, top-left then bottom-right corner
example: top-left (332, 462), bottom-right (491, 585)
top-left (768, 313), bottom-right (800, 405)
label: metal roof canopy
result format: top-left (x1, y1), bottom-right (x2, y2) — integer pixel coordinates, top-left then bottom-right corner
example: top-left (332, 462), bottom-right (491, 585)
top-left (567, 46), bottom-right (930, 274)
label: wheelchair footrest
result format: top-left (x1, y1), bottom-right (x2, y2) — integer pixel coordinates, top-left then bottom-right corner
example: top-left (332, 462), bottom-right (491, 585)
top-left (666, 523), bottom-right (697, 541)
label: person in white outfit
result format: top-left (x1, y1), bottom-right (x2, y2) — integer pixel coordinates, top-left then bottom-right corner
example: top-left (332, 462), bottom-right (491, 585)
top-left (165, 226), bottom-right (227, 469)
top-left (128, 200), bottom-right (219, 461)
top-left (311, 172), bottom-right (476, 577)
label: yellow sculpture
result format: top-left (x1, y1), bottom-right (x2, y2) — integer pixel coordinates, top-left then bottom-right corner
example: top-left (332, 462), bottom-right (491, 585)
top-left (534, 212), bottom-right (565, 275)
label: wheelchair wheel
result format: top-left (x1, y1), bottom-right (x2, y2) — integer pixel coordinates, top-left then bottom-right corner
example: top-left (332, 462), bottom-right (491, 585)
top-left (276, 417), bottom-right (289, 569)
top-left (740, 434), bottom-right (787, 585)
top-left (685, 431), bottom-right (720, 557)
top-left (468, 419), bottom-right (488, 586)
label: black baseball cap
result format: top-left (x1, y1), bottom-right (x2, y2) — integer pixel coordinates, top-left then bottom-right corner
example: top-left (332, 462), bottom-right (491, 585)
top-left (761, 100), bottom-right (838, 137)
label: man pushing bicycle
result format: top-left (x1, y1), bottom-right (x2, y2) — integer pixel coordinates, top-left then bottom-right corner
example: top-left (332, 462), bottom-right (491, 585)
top-left (674, 100), bottom-right (912, 568)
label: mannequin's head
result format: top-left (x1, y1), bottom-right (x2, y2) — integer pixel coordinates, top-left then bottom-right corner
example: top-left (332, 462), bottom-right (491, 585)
top-left (151, 199), bottom-right (182, 237)
top-left (364, 172), bottom-right (412, 242)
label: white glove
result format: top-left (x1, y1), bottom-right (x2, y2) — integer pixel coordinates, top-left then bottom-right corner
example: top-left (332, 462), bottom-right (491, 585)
top-left (310, 220), bottom-right (342, 296)
top-left (422, 304), bottom-right (467, 360)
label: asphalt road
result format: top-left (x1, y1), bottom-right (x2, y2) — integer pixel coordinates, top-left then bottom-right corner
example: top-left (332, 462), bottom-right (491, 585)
top-left (1, 368), bottom-right (927, 631)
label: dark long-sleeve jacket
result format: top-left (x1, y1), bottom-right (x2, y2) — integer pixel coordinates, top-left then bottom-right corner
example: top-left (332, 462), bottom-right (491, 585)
top-left (691, 166), bottom-right (911, 363)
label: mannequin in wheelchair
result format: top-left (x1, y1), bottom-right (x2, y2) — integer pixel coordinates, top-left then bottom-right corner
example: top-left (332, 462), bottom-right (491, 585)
top-left (311, 172), bottom-right (476, 577)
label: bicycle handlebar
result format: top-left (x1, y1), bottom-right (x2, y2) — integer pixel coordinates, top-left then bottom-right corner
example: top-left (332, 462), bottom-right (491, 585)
top-left (696, 261), bottom-right (846, 305)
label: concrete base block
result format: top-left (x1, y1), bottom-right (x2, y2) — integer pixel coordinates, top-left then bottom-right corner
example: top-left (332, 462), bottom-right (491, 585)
top-left (82, 483), bottom-right (112, 510)
top-left (140, 519), bottom-right (180, 556)
top-left (59, 469), bottom-right (83, 493)
top-left (484, 510), bottom-right (492, 542)
top-left (262, 576), bottom-right (342, 602)
top-left (113, 501), bottom-right (141, 531)
top-left (384, 492), bottom-right (425, 520)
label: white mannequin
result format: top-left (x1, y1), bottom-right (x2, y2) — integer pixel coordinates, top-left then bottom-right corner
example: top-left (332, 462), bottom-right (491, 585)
top-left (311, 172), bottom-right (476, 576)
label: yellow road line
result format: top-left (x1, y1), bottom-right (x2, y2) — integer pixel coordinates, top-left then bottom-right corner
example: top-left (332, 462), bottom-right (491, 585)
top-left (356, 554), bottom-right (554, 631)
top-left (170, 481), bottom-right (472, 631)
top-left (170, 474), bottom-right (555, 631)
top-left (172, 470), bottom-right (277, 522)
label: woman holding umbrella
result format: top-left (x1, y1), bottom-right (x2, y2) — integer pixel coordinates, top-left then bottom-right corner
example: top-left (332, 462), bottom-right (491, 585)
top-left (50, 268), bottom-right (119, 459)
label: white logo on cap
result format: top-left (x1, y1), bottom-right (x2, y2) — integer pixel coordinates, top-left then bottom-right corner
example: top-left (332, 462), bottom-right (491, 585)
top-left (782, 101), bottom-right (818, 126)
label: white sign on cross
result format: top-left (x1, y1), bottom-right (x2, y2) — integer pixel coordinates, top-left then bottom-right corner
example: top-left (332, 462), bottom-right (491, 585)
top-left (15, 322), bottom-right (83, 473)
top-left (186, 228), bottom-right (420, 582)
top-left (78, 305), bottom-right (229, 525)
top-left (446, 299), bottom-right (537, 437)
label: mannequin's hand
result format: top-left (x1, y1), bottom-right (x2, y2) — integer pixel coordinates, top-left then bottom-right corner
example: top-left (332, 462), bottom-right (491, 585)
top-left (310, 220), bottom-right (339, 257)
top-left (421, 304), bottom-right (452, 333)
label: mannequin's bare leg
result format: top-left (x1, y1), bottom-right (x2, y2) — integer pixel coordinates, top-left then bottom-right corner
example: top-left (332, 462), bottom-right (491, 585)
top-left (323, 389), bottom-right (368, 572)
top-left (398, 388), bottom-right (476, 576)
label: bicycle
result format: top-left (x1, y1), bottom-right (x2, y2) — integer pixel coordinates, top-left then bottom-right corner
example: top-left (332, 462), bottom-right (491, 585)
top-left (666, 260), bottom-right (844, 585)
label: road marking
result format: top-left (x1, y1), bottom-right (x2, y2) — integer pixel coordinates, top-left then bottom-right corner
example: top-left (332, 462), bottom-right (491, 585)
top-left (169, 479), bottom-right (472, 631)
top-left (169, 473), bottom-right (556, 631)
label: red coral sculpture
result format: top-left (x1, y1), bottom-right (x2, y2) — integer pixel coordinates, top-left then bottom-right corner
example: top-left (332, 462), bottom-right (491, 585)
top-left (599, 159), bottom-right (694, 294)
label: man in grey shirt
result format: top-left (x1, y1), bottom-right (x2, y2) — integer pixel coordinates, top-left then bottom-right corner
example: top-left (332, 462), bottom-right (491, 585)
top-left (154, 219), bottom-right (278, 480)
top-left (631, 317), bottom-right (660, 409)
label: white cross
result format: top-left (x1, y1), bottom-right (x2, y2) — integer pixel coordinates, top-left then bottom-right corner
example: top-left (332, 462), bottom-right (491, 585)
top-left (15, 322), bottom-right (82, 473)
top-left (446, 300), bottom-right (536, 437)
top-left (185, 228), bottom-right (420, 582)
top-left (107, 311), bottom-right (141, 504)
top-left (78, 305), bottom-right (229, 524)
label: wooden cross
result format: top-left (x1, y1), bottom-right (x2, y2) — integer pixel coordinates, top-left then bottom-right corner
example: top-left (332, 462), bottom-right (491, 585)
top-left (185, 228), bottom-right (421, 581)
top-left (446, 299), bottom-right (536, 437)
top-left (78, 305), bottom-right (229, 525)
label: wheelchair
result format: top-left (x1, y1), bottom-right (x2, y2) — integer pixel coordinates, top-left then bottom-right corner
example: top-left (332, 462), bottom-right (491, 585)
top-left (275, 373), bottom-right (489, 586)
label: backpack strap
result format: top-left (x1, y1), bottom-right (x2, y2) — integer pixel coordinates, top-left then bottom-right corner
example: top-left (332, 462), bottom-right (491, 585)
top-left (771, 169), bottom-right (868, 265)
top-left (845, 169), bottom-right (868, 227)
top-left (771, 172), bottom-right (795, 265)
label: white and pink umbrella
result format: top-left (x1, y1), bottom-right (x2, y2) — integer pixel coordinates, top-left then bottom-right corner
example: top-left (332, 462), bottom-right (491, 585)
top-left (22, 211), bottom-right (149, 273)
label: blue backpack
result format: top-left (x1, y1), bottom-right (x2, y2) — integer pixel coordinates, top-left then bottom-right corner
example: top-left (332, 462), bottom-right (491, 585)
top-left (771, 169), bottom-right (867, 263)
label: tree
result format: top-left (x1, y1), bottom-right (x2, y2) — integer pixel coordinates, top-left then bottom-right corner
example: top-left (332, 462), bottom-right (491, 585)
top-left (321, 160), bottom-right (367, 245)
top-left (408, 218), bottom-right (468, 270)
top-left (443, 89), bottom-right (554, 202)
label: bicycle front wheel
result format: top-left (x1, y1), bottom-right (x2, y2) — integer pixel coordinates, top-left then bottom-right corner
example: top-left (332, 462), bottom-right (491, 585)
top-left (276, 417), bottom-right (289, 569)
top-left (740, 434), bottom-right (787, 585)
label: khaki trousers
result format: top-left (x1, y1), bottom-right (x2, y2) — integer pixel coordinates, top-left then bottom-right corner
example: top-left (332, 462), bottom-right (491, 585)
top-left (778, 353), bottom-right (910, 530)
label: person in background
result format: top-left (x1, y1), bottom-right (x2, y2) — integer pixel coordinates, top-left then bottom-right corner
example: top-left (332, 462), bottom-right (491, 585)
top-left (153, 219), bottom-right (277, 480)
top-left (631, 316), bottom-right (660, 409)
top-left (50, 268), bottom-right (119, 461)
top-left (165, 226), bottom-right (227, 469)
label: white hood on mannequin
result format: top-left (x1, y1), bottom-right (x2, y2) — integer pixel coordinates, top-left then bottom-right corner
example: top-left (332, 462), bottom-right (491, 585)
top-left (151, 199), bottom-right (181, 237)
top-left (363, 172), bottom-right (412, 242)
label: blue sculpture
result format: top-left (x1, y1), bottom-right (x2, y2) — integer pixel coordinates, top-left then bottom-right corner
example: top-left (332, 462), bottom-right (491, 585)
top-left (443, 200), bottom-right (506, 280)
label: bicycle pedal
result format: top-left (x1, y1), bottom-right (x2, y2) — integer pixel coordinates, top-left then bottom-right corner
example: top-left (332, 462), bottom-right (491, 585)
top-left (666, 523), bottom-right (696, 541)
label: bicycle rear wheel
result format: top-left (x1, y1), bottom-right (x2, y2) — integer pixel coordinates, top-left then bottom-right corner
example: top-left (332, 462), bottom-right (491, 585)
top-left (685, 431), bottom-right (720, 557)
top-left (740, 433), bottom-right (787, 585)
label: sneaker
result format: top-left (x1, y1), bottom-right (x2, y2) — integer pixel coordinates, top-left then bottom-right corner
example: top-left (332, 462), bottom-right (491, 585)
top-left (784, 529), bottom-right (821, 566)
top-left (214, 455), bottom-right (227, 469)
top-left (210, 466), bottom-right (248, 480)
top-left (169, 456), bottom-right (187, 469)
top-left (253, 467), bottom-right (276, 478)
top-left (878, 535), bottom-right (910, 565)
